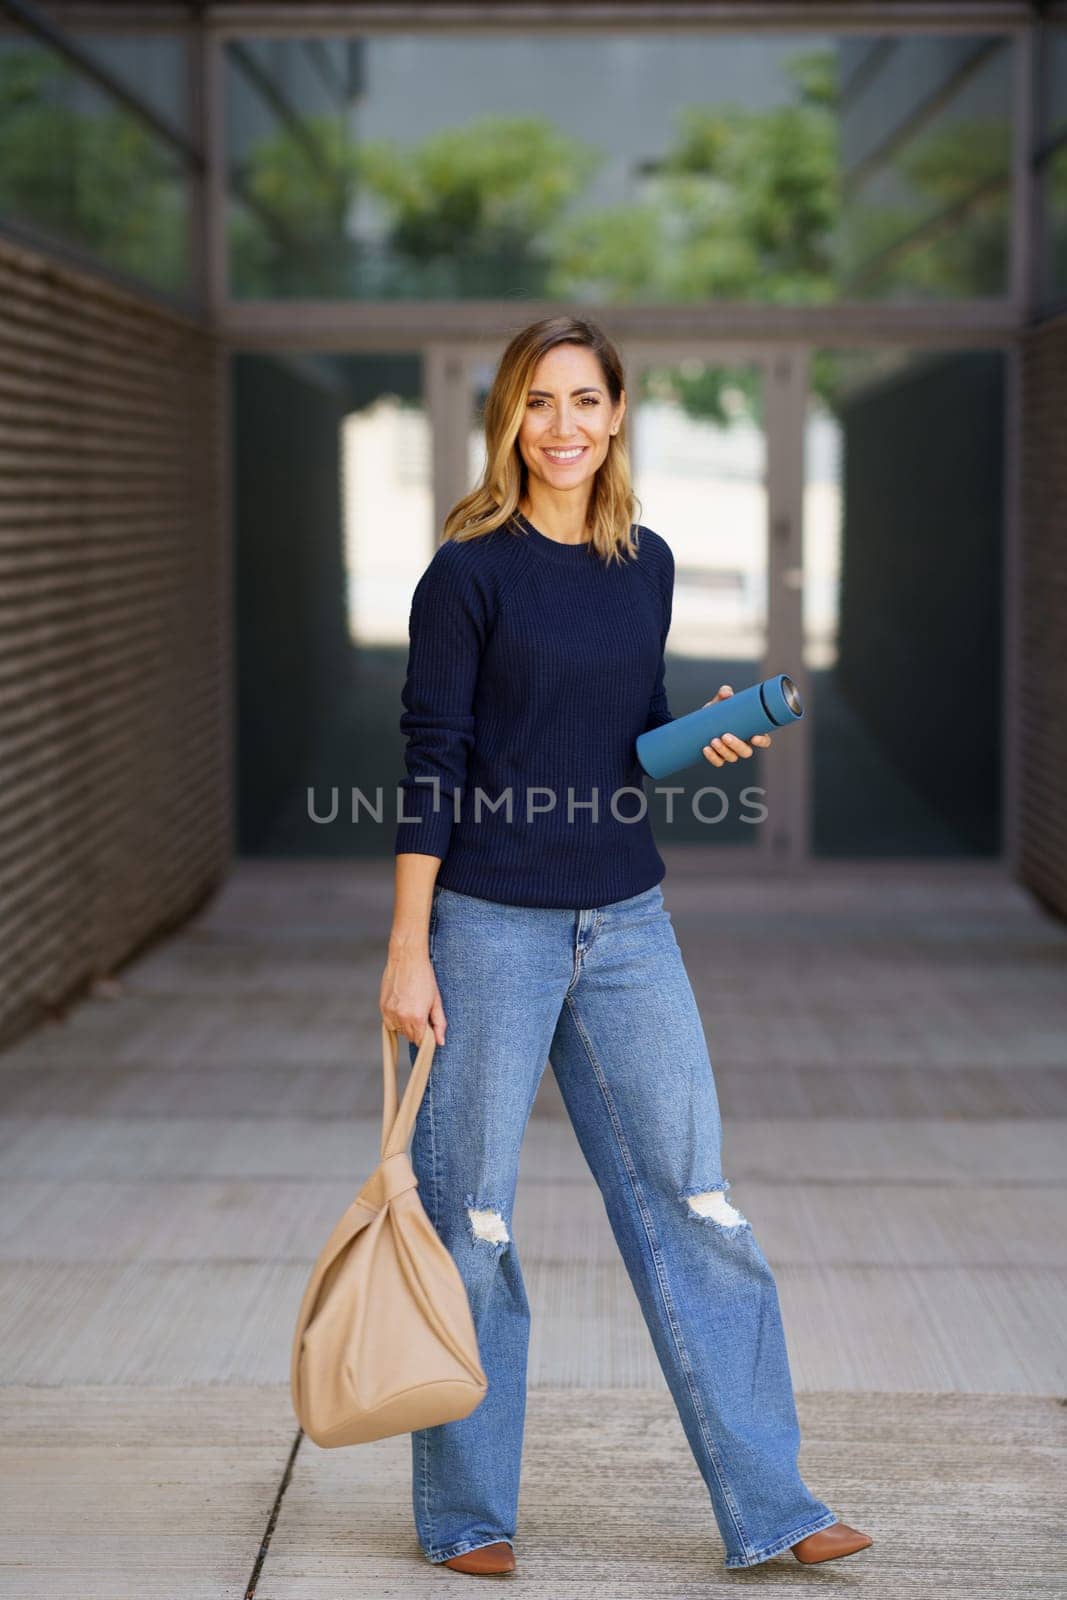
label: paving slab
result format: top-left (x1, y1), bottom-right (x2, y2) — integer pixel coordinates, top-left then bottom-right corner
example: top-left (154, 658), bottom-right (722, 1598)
top-left (1, 1257), bottom-right (1063, 1393)
top-left (1, 1177), bottom-right (1064, 1268)
top-left (0, 1384), bottom-right (294, 1600)
top-left (2, 1059), bottom-right (1066, 1119)
top-left (2, 1112), bottom-right (1064, 1184)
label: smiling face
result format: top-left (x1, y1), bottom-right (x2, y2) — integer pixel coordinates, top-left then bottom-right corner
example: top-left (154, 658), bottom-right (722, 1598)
top-left (516, 342), bottom-right (626, 507)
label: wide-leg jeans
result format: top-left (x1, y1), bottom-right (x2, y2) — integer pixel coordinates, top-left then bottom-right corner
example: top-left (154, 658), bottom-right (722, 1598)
top-left (406, 881), bottom-right (836, 1570)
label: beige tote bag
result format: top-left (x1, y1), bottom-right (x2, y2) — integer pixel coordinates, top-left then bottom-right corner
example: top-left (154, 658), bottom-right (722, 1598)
top-left (291, 1020), bottom-right (489, 1447)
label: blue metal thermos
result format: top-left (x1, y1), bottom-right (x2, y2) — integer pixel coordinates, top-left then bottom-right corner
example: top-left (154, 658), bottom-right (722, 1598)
top-left (636, 673), bottom-right (804, 779)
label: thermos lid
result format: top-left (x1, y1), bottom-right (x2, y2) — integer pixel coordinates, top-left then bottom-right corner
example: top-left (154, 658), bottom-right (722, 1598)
top-left (759, 673), bottom-right (804, 725)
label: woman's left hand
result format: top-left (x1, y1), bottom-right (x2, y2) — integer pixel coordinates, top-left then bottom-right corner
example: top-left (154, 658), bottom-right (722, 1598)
top-left (700, 684), bottom-right (773, 767)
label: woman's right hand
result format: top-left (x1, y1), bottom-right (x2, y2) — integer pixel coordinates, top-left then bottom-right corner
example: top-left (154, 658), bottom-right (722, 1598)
top-left (380, 947), bottom-right (447, 1048)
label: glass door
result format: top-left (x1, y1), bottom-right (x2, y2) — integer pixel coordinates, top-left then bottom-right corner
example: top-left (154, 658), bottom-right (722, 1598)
top-left (625, 348), bottom-right (763, 855)
top-left (624, 343), bottom-right (807, 866)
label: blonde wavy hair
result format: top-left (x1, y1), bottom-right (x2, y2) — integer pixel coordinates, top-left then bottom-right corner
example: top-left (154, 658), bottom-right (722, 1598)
top-left (442, 314), bottom-right (641, 568)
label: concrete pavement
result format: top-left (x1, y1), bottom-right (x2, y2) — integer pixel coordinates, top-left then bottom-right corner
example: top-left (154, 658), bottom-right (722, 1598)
top-left (1, 855), bottom-right (1064, 1596)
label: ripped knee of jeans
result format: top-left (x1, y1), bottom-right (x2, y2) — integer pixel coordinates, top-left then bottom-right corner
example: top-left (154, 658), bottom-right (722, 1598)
top-left (679, 1180), bottom-right (748, 1231)
top-left (464, 1194), bottom-right (511, 1251)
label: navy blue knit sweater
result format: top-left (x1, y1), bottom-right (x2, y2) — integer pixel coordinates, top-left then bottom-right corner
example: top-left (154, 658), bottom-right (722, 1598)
top-left (394, 509), bottom-right (675, 909)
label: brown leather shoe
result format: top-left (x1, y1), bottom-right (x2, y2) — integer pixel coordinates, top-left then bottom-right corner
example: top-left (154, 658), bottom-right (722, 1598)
top-left (442, 1541), bottom-right (516, 1574)
top-left (792, 1522), bottom-right (873, 1563)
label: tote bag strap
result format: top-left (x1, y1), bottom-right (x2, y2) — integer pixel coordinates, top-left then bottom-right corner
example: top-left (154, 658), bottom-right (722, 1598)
top-left (380, 1020), bottom-right (437, 1160)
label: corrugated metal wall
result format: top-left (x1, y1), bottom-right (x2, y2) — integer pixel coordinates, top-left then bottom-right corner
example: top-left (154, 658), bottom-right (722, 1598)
top-left (0, 236), bottom-right (232, 1048)
top-left (1018, 311), bottom-right (1067, 920)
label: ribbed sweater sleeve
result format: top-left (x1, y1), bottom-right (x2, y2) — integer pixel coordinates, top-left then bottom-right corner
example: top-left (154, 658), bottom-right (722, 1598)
top-left (642, 536), bottom-right (675, 733)
top-left (394, 540), bottom-right (488, 859)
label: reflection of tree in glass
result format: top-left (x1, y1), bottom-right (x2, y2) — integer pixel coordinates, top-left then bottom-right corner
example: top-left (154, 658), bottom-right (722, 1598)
top-left (842, 120), bottom-right (1010, 299)
top-left (225, 39), bottom-right (1011, 318)
top-left (355, 117), bottom-right (600, 297)
top-left (547, 50), bottom-right (840, 311)
top-left (230, 115), bottom-right (362, 296)
top-left (0, 48), bottom-right (187, 294)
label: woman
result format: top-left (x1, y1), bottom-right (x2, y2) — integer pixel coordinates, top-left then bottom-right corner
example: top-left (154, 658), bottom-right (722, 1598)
top-left (380, 314), bottom-right (872, 1576)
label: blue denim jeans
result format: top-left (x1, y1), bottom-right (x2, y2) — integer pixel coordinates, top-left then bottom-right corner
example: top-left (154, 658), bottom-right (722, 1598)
top-left (407, 881), bottom-right (837, 1570)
